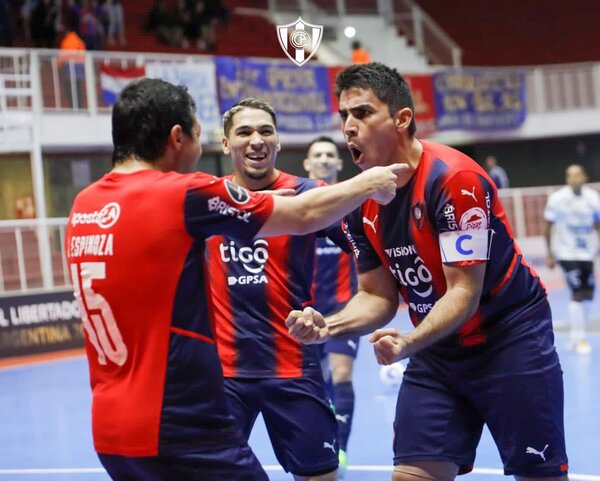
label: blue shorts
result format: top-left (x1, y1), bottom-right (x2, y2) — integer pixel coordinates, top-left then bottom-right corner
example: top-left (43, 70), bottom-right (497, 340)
top-left (224, 374), bottom-right (338, 477)
top-left (98, 441), bottom-right (268, 481)
top-left (393, 326), bottom-right (568, 477)
top-left (321, 336), bottom-right (360, 359)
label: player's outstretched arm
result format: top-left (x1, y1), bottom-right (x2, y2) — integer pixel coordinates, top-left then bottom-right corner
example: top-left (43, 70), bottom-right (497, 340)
top-left (287, 265), bottom-right (399, 344)
top-left (257, 164), bottom-right (407, 238)
top-left (372, 262), bottom-right (486, 364)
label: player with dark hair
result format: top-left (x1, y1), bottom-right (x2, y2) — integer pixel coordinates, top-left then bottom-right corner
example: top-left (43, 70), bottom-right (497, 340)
top-left (304, 135), bottom-right (359, 478)
top-left (287, 63), bottom-right (569, 481)
top-left (206, 99), bottom-right (354, 481)
top-left (544, 163), bottom-right (600, 355)
top-left (65, 79), bottom-right (404, 481)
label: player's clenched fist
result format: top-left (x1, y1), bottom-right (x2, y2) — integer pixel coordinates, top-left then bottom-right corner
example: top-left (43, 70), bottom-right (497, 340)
top-left (285, 307), bottom-right (329, 344)
top-left (370, 328), bottom-right (410, 365)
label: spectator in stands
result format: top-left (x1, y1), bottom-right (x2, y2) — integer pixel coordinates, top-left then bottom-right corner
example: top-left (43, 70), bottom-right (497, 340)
top-left (544, 164), bottom-right (600, 355)
top-left (58, 22), bottom-right (86, 108)
top-left (484, 155), bottom-right (510, 189)
top-left (66, 0), bottom-right (82, 36)
top-left (351, 40), bottom-right (371, 64)
top-left (31, 0), bottom-right (59, 48)
top-left (105, 0), bottom-right (126, 46)
top-left (145, 0), bottom-right (184, 48)
top-left (20, 0), bottom-right (36, 43)
top-left (79, 0), bottom-right (101, 49)
top-left (0, 0), bottom-right (14, 47)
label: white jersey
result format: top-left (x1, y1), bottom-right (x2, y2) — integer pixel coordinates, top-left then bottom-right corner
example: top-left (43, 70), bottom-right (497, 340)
top-left (544, 185), bottom-right (600, 261)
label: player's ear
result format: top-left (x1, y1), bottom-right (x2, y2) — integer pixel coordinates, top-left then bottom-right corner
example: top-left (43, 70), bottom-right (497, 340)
top-left (303, 157), bottom-right (311, 173)
top-left (393, 108), bottom-right (413, 132)
top-left (337, 157), bottom-right (343, 172)
top-left (169, 125), bottom-right (184, 151)
top-left (222, 136), bottom-right (230, 155)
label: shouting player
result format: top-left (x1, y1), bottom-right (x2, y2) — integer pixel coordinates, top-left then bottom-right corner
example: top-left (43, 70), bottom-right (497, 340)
top-left (287, 63), bottom-right (569, 481)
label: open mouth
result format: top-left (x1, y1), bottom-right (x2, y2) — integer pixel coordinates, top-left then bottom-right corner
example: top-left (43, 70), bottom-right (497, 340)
top-left (246, 153), bottom-right (267, 161)
top-left (348, 145), bottom-right (363, 164)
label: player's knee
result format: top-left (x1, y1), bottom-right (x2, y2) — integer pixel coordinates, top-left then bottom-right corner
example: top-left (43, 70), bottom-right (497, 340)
top-left (393, 461), bottom-right (458, 481)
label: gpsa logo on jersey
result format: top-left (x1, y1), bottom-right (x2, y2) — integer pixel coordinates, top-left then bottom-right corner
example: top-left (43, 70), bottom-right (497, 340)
top-left (220, 239), bottom-right (269, 285)
top-left (224, 180), bottom-right (250, 205)
top-left (70, 202), bottom-right (121, 229)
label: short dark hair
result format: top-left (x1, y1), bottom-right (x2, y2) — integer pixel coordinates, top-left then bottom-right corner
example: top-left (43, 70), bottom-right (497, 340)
top-left (222, 97), bottom-right (277, 138)
top-left (335, 62), bottom-right (417, 137)
top-left (307, 135), bottom-right (338, 152)
top-left (111, 78), bottom-right (196, 165)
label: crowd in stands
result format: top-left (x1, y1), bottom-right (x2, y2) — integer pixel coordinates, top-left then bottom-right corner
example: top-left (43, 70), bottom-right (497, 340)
top-left (144, 0), bottom-right (229, 51)
top-left (1, 0), bottom-right (126, 50)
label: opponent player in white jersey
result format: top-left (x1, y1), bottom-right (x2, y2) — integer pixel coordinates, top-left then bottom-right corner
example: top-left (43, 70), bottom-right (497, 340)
top-left (544, 164), bottom-right (600, 354)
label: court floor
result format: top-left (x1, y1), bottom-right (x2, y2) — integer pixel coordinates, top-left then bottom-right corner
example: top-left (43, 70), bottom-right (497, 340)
top-left (0, 287), bottom-right (598, 481)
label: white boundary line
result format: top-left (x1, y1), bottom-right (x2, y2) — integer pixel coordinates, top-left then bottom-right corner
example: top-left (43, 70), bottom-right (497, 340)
top-left (0, 466), bottom-right (598, 480)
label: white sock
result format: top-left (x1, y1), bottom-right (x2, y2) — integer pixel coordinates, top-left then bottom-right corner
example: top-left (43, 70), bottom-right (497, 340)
top-left (569, 301), bottom-right (586, 342)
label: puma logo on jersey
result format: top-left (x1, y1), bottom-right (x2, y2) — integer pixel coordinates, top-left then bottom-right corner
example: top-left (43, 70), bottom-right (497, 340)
top-left (335, 414), bottom-right (350, 424)
top-left (526, 444), bottom-right (549, 461)
top-left (362, 215), bottom-right (378, 233)
top-left (347, 339), bottom-right (357, 351)
top-left (323, 439), bottom-right (336, 453)
top-left (461, 186), bottom-right (477, 202)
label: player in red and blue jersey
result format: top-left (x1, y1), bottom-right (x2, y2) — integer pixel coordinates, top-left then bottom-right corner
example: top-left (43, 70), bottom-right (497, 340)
top-left (287, 64), bottom-right (569, 481)
top-left (206, 99), bottom-right (357, 481)
top-left (65, 79), bottom-right (404, 481)
top-left (304, 136), bottom-right (359, 478)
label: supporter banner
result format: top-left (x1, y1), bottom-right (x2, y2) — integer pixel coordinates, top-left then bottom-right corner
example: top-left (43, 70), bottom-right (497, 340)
top-left (100, 65), bottom-right (146, 106)
top-left (146, 61), bottom-right (221, 143)
top-left (404, 74), bottom-right (436, 137)
top-left (0, 290), bottom-right (83, 359)
top-left (215, 57), bottom-right (336, 133)
top-left (433, 69), bottom-right (526, 130)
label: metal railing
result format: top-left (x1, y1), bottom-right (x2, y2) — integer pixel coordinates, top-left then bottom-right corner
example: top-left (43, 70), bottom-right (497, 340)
top-left (393, 0), bottom-right (462, 67)
top-left (1, 48), bottom-right (598, 122)
top-left (2, 184), bottom-right (599, 295)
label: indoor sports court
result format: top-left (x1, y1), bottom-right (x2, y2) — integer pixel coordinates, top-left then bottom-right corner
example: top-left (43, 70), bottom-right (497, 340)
top-left (1, 284), bottom-right (599, 481)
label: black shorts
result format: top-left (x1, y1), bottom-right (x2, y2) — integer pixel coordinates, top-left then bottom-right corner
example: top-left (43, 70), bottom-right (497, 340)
top-left (558, 260), bottom-right (595, 297)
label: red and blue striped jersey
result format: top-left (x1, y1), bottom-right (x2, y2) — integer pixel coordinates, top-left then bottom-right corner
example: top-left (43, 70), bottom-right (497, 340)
top-left (206, 171), bottom-right (345, 378)
top-left (311, 237), bottom-right (358, 315)
top-left (65, 169), bottom-right (273, 456)
top-left (343, 141), bottom-right (549, 359)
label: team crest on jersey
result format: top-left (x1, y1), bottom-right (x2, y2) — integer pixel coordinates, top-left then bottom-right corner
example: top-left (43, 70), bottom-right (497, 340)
top-left (459, 207), bottom-right (488, 230)
top-left (412, 201), bottom-right (424, 230)
top-left (224, 180), bottom-right (250, 204)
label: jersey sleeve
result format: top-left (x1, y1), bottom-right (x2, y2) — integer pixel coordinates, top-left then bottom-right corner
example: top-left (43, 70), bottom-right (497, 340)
top-left (543, 192), bottom-right (559, 222)
top-left (433, 171), bottom-right (492, 265)
top-left (183, 174), bottom-right (274, 240)
top-left (342, 208), bottom-right (381, 273)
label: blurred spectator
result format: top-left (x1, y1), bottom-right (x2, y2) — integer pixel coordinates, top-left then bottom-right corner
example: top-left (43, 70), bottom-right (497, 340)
top-left (66, 0), bottom-right (81, 36)
top-left (58, 23), bottom-right (86, 108)
top-left (484, 155), bottom-right (510, 189)
top-left (19, 0), bottom-right (36, 42)
top-left (31, 0), bottom-right (59, 48)
top-left (351, 40), bottom-right (371, 64)
top-left (145, 0), bottom-right (184, 48)
top-left (206, 0), bottom-right (229, 25)
top-left (188, 0), bottom-right (215, 50)
top-left (0, 0), bottom-right (14, 47)
top-left (105, 0), bottom-right (125, 45)
top-left (79, 0), bottom-right (101, 49)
